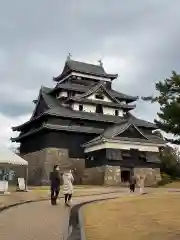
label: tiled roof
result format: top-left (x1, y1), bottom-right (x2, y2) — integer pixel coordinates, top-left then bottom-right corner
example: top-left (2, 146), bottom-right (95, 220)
top-left (53, 82), bottom-right (138, 102)
top-left (11, 124), bottom-right (103, 141)
top-left (70, 83), bottom-right (120, 103)
top-left (44, 124), bottom-right (103, 134)
top-left (12, 86), bottom-right (156, 131)
top-left (53, 59), bottom-right (118, 81)
top-left (82, 121), bottom-right (165, 147)
top-left (67, 60), bottom-right (108, 76)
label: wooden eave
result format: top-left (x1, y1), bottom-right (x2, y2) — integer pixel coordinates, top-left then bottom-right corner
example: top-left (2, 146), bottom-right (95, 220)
top-left (11, 123), bottom-right (104, 142)
top-left (11, 113), bottom-right (45, 132)
top-left (66, 98), bottom-right (136, 110)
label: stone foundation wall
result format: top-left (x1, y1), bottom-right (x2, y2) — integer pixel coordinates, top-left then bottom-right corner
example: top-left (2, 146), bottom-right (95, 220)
top-left (82, 166), bottom-right (105, 185)
top-left (21, 147), bottom-right (71, 185)
top-left (20, 150), bottom-right (46, 185)
top-left (104, 165), bottom-right (121, 185)
top-left (20, 148), bottom-right (161, 187)
top-left (43, 148), bottom-right (70, 185)
top-left (134, 167), bottom-right (161, 186)
top-left (69, 158), bottom-right (85, 185)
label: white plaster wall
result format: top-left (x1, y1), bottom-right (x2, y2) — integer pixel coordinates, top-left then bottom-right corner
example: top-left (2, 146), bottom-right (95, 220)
top-left (121, 101), bottom-right (126, 104)
top-left (85, 142), bottom-right (162, 153)
top-left (83, 104), bottom-right (96, 113)
top-left (72, 103), bottom-right (96, 113)
top-left (72, 103), bottom-right (79, 111)
top-left (118, 110), bottom-right (123, 117)
top-left (87, 93), bottom-right (112, 102)
top-left (103, 107), bottom-right (115, 115)
top-left (72, 102), bottom-right (124, 116)
top-left (57, 91), bottom-right (68, 98)
top-left (103, 107), bottom-right (123, 116)
top-left (72, 72), bottom-right (111, 82)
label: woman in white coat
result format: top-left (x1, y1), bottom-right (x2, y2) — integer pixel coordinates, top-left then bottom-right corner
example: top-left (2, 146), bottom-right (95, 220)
top-left (62, 169), bottom-right (74, 206)
top-left (139, 176), bottom-right (145, 194)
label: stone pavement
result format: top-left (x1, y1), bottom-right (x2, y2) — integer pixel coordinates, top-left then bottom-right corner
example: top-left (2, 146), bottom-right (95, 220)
top-left (0, 187), bottom-right (171, 240)
top-left (0, 190), bottom-right (131, 240)
top-left (0, 199), bottom-right (70, 240)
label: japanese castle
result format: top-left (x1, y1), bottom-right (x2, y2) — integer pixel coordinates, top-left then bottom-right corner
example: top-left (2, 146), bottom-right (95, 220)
top-left (11, 56), bottom-right (165, 186)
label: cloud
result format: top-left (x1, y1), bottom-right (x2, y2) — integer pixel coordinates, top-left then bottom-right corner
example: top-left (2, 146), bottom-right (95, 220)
top-left (0, 113), bottom-right (30, 149)
top-left (0, 0), bottom-right (180, 146)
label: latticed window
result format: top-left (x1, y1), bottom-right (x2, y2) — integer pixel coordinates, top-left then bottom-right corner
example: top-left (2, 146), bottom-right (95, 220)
top-left (96, 104), bottom-right (103, 114)
top-left (139, 152), bottom-right (147, 162)
top-left (95, 93), bottom-right (104, 100)
top-left (122, 150), bottom-right (131, 158)
top-left (79, 104), bottom-right (83, 111)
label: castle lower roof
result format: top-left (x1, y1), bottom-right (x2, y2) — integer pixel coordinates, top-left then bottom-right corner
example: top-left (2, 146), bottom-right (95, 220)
top-left (12, 87), bottom-right (156, 132)
top-left (52, 82), bottom-right (138, 103)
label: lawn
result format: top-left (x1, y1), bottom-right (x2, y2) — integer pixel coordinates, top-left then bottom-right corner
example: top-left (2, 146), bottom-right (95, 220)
top-left (8, 185), bottom-right (101, 192)
top-left (8, 185), bottom-right (118, 197)
top-left (162, 181), bottom-right (180, 189)
top-left (83, 193), bottom-right (180, 240)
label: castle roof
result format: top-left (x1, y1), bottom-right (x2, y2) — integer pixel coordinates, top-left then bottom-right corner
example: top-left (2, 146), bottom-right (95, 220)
top-left (82, 120), bottom-right (165, 148)
top-left (53, 59), bottom-right (118, 82)
top-left (52, 82), bottom-right (138, 103)
top-left (12, 86), bottom-right (156, 133)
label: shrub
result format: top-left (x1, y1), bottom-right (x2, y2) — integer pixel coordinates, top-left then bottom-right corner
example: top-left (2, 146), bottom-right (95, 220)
top-left (158, 173), bottom-right (172, 186)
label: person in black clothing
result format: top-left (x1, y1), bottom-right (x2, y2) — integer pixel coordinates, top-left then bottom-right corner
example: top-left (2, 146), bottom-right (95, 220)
top-left (50, 165), bottom-right (61, 205)
top-left (129, 175), bottom-right (137, 193)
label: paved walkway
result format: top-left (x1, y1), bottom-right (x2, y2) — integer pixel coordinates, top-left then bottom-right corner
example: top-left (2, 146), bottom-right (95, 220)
top-left (0, 199), bottom-right (70, 240)
top-left (0, 188), bottom-right (172, 240)
top-left (0, 190), bottom-right (132, 240)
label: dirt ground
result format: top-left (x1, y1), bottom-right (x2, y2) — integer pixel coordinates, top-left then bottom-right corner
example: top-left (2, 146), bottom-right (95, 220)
top-left (83, 193), bottom-right (180, 240)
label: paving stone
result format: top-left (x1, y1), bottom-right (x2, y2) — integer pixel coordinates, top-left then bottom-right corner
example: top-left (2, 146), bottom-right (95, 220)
top-left (0, 199), bottom-right (69, 240)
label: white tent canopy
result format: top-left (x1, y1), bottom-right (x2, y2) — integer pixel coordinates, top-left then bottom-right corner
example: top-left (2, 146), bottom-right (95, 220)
top-left (0, 147), bottom-right (28, 166)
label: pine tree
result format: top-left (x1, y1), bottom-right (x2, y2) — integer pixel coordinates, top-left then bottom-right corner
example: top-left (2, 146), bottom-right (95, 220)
top-left (160, 145), bottom-right (180, 178)
top-left (142, 71), bottom-right (180, 144)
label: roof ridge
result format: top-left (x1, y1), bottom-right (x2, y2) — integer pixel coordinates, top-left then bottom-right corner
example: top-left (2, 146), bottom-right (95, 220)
top-left (67, 59), bottom-right (105, 69)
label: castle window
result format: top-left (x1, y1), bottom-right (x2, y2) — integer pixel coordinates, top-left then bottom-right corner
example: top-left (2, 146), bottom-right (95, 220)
top-left (68, 91), bottom-right (75, 97)
top-left (139, 152), bottom-right (147, 162)
top-left (115, 109), bottom-right (119, 116)
top-left (95, 94), bottom-right (104, 100)
top-left (122, 150), bottom-right (131, 158)
top-left (96, 104), bottom-right (103, 114)
top-left (79, 104), bottom-right (83, 111)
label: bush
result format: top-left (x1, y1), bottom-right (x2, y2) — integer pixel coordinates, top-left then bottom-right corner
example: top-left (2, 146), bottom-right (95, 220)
top-left (158, 173), bottom-right (172, 186)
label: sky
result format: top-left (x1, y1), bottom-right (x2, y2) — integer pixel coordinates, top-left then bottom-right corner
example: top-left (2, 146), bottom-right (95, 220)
top-left (0, 0), bottom-right (180, 149)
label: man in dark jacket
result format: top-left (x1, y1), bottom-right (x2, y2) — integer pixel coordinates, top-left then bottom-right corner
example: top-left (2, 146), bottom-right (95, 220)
top-left (50, 165), bottom-right (61, 205)
top-left (129, 175), bottom-right (137, 193)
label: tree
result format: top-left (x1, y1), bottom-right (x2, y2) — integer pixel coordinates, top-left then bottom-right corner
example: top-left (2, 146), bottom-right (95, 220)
top-left (142, 71), bottom-right (180, 144)
top-left (160, 145), bottom-right (180, 179)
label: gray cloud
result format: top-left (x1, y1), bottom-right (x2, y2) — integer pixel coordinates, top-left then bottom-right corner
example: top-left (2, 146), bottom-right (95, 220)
top-left (0, 0), bottom-right (180, 120)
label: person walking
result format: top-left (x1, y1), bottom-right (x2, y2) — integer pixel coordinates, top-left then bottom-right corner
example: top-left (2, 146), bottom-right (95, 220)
top-left (49, 165), bottom-right (61, 205)
top-left (129, 174), bottom-right (137, 193)
top-left (62, 169), bottom-right (74, 207)
top-left (139, 176), bottom-right (145, 194)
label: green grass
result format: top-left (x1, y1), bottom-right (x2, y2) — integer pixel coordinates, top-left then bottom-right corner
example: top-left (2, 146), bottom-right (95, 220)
top-left (83, 193), bottom-right (180, 240)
